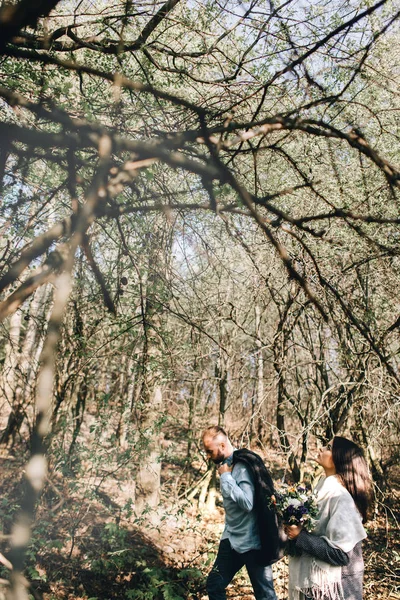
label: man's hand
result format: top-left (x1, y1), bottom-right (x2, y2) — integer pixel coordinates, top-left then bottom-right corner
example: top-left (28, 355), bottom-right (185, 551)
top-left (218, 463), bottom-right (233, 475)
top-left (284, 524), bottom-right (303, 539)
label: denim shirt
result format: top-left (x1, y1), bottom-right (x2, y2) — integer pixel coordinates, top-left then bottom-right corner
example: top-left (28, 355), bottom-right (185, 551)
top-left (220, 458), bottom-right (261, 553)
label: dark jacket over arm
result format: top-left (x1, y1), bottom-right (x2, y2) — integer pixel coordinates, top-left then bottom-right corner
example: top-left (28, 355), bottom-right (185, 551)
top-left (294, 532), bottom-right (365, 600)
top-left (295, 530), bottom-right (349, 566)
top-left (232, 449), bottom-right (285, 565)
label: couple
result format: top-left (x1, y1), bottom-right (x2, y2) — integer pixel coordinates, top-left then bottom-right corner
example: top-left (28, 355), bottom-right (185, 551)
top-left (202, 425), bottom-right (373, 600)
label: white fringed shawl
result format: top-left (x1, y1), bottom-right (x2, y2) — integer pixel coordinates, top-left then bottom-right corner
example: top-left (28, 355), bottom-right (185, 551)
top-left (289, 475), bottom-right (367, 600)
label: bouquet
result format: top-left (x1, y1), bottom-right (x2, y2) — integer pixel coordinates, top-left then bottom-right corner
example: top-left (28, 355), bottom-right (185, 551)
top-left (269, 483), bottom-right (319, 555)
top-left (270, 483), bottom-right (319, 531)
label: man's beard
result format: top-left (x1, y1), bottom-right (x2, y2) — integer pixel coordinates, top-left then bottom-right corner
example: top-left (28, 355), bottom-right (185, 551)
top-left (212, 451), bottom-right (225, 464)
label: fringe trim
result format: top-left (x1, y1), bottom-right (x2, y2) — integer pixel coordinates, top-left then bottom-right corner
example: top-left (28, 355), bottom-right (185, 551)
top-left (291, 581), bottom-right (344, 600)
top-left (289, 558), bottom-right (344, 600)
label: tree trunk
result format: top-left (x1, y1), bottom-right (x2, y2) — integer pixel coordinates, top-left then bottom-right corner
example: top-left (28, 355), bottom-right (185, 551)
top-left (134, 219), bottom-right (170, 514)
top-left (117, 356), bottom-right (137, 450)
top-left (187, 381), bottom-right (199, 460)
top-left (274, 325), bottom-right (301, 482)
top-left (255, 304), bottom-right (266, 445)
top-left (0, 311), bottom-right (22, 445)
top-left (135, 382), bottom-right (163, 513)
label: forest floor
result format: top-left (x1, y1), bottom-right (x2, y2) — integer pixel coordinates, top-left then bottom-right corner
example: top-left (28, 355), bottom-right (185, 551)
top-left (0, 446), bottom-right (399, 600)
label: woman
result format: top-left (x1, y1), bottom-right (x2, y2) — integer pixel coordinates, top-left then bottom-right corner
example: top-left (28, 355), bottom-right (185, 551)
top-left (286, 436), bottom-right (373, 600)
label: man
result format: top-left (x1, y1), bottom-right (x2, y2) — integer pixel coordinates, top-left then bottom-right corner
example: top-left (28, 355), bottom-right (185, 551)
top-left (202, 425), bottom-right (278, 600)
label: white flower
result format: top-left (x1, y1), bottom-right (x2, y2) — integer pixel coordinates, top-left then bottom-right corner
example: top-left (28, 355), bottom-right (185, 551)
top-left (287, 498), bottom-right (301, 508)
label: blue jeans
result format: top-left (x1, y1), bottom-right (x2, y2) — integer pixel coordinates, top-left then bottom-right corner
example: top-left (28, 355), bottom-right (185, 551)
top-left (206, 538), bottom-right (277, 600)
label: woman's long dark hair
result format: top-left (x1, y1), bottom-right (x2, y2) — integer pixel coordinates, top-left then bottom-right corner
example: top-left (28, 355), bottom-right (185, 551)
top-left (332, 436), bottom-right (373, 522)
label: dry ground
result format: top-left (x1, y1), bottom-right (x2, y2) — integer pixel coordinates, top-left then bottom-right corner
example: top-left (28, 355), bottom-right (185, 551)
top-left (0, 448), bottom-right (399, 600)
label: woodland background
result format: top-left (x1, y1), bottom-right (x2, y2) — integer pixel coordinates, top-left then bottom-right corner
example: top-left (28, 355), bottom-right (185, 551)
top-left (0, 0), bottom-right (399, 598)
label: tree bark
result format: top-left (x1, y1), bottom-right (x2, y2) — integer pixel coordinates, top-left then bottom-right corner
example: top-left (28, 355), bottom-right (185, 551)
top-left (0, 310), bottom-right (22, 445)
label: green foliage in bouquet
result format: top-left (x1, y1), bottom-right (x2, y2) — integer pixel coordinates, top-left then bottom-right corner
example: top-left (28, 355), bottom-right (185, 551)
top-left (270, 483), bottom-right (319, 530)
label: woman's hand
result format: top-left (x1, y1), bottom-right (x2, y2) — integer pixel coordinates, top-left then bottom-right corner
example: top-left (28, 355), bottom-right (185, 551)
top-left (284, 524), bottom-right (303, 540)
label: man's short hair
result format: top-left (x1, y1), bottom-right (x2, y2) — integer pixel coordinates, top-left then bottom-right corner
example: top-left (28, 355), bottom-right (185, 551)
top-left (202, 425), bottom-right (228, 441)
